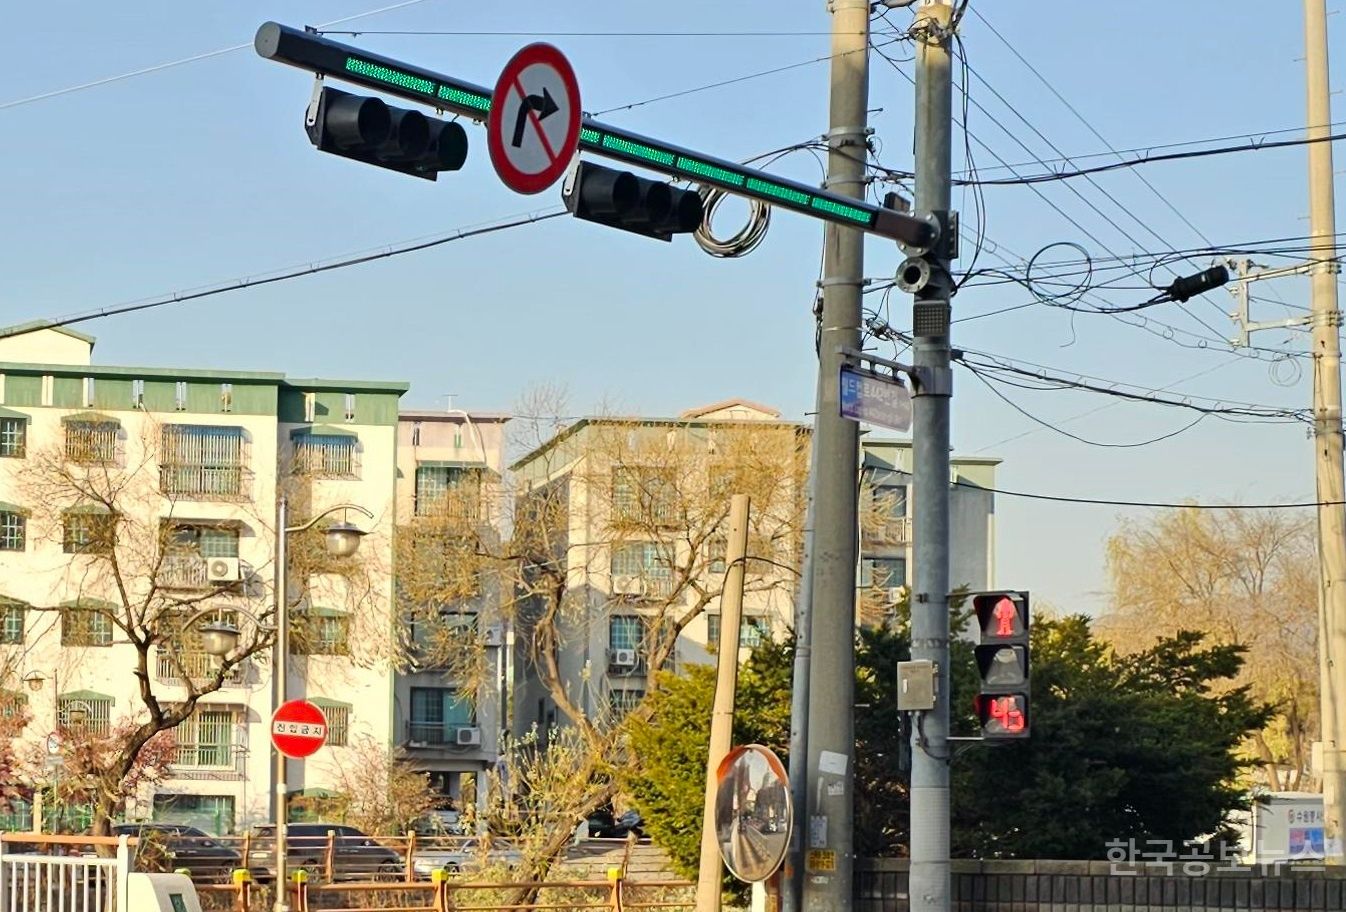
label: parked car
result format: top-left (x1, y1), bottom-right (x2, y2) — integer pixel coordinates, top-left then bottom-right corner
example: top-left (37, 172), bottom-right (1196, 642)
top-left (247, 823), bottom-right (403, 882)
top-left (411, 838), bottom-right (523, 879)
top-left (112, 823), bottom-right (241, 881)
top-left (586, 809), bottom-right (645, 840)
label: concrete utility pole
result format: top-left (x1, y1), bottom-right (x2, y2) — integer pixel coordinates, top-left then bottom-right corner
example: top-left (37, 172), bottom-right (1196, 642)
top-left (697, 494), bottom-right (752, 912)
top-left (783, 442), bottom-right (816, 912)
top-left (908, 2), bottom-right (955, 910)
top-left (1305, 0), bottom-right (1346, 865)
top-left (801, 0), bottom-right (868, 909)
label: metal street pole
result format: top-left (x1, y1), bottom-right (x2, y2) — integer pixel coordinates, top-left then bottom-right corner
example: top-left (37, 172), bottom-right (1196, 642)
top-left (801, 0), bottom-right (868, 909)
top-left (696, 494), bottom-right (752, 912)
top-left (1305, 0), bottom-right (1346, 865)
top-left (908, 2), bottom-right (955, 911)
top-left (274, 493), bottom-right (291, 912)
top-left (783, 438), bottom-right (817, 912)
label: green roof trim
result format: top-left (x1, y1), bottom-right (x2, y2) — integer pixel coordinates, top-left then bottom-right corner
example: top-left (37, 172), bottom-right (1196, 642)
top-left (0, 361), bottom-right (286, 383)
top-left (59, 598), bottom-right (119, 612)
top-left (297, 606), bottom-right (346, 618)
top-left (290, 425), bottom-right (359, 439)
top-left (64, 503), bottom-right (112, 515)
top-left (290, 787), bottom-right (340, 799)
top-left (312, 697), bottom-right (352, 709)
top-left (0, 321), bottom-right (97, 345)
top-left (0, 594), bottom-right (30, 608)
top-left (0, 502), bottom-right (30, 516)
top-left (283, 378), bottom-right (410, 394)
top-left (60, 411), bottom-right (119, 425)
top-left (0, 407), bottom-right (30, 421)
top-left (416, 460), bottom-right (483, 469)
top-left (58, 689), bottom-right (114, 702)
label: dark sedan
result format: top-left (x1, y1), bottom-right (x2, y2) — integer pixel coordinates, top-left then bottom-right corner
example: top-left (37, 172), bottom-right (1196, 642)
top-left (247, 823), bottom-right (403, 882)
top-left (112, 823), bottom-right (242, 881)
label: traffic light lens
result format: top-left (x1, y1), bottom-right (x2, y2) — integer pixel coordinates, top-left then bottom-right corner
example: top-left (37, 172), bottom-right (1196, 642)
top-left (425, 121), bottom-right (469, 172)
top-left (669, 190), bottom-right (705, 233)
top-left (325, 94), bottom-right (391, 149)
top-left (383, 109), bottom-right (430, 159)
top-left (978, 695), bottom-right (1027, 736)
top-left (985, 647), bottom-right (1026, 687)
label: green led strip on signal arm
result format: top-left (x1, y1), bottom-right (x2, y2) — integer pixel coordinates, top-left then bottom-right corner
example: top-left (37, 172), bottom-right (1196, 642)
top-left (256, 21), bottom-right (934, 246)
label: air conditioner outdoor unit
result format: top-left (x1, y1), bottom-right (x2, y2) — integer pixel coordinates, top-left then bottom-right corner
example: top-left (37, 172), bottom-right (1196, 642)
top-left (612, 576), bottom-right (645, 597)
top-left (455, 727), bottom-right (482, 747)
top-left (207, 557), bottom-right (241, 583)
top-left (610, 648), bottom-right (638, 669)
top-left (887, 586), bottom-right (907, 605)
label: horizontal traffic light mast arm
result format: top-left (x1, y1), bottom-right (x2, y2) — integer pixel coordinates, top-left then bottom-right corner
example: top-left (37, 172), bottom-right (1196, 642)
top-left (254, 21), bottom-right (936, 246)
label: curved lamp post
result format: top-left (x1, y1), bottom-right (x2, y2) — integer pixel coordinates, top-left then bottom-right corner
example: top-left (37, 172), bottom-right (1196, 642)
top-left (174, 500), bottom-right (373, 912)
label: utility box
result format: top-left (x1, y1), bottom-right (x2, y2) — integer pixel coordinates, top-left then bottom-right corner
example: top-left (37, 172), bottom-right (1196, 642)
top-left (897, 660), bottom-right (936, 711)
top-left (128, 872), bottom-right (202, 912)
top-left (1240, 793), bottom-right (1327, 865)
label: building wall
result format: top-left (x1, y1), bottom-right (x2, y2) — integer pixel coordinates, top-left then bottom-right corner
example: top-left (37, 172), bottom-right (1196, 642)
top-left (0, 327), bottom-right (406, 834)
top-left (393, 411), bottom-right (511, 809)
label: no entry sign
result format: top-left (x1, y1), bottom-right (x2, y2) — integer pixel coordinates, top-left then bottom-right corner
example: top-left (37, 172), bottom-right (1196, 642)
top-left (271, 699), bottom-right (328, 759)
top-left (487, 43), bottom-right (581, 195)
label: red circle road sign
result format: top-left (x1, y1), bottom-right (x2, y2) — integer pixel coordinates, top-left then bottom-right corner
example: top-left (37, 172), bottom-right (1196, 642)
top-left (271, 699), bottom-right (328, 759)
top-left (487, 43), bottom-right (582, 195)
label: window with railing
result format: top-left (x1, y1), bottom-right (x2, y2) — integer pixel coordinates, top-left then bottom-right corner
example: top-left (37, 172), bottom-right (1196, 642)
top-left (61, 605), bottom-right (115, 646)
top-left (173, 708), bottom-right (235, 767)
top-left (292, 608), bottom-right (350, 656)
top-left (160, 524), bottom-right (239, 588)
top-left (161, 425), bottom-right (247, 498)
top-left (0, 511), bottom-right (25, 552)
top-left (63, 511), bottom-right (116, 554)
top-left (409, 609), bottom-right (478, 656)
top-left (313, 699), bottom-right (351, 747)
top-left (1, 600), bottom-right (24, 644)
top-left (608, 688), bottom-right (645, 718)
top-left (407, 688), bottom-right (474, 744)
top-left (608, 615), bottom-right (648, 675)
top-left (414, 465), bottom-right (482, 520)
top-left (293, 435), bottom-right (359, 478)
top-left (707, 614), bottom-right (771, 649)
top-left (64, 419), bottom-right (119, 464)
top-left (859, 557), bottom-right (907, 589)
top-left (0, 417), bottom-right (26, 458)
top-left (612, 466), bottom-right (677, 526)
top-left (155, 645), bottom-right (246, 686)
top-left (610, 542), bottom-right (673, 597)
top-left (0, 689), bottom-right (25, 720)
top-left (59, 693), bottom-right (113, 734)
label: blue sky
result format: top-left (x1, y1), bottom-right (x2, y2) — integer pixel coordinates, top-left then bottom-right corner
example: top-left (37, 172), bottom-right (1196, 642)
top-left (0, 0), bottom-right (1336, 613)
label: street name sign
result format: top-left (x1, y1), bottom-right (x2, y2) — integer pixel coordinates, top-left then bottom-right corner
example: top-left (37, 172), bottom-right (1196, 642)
top-left (487, 44), bottom-right (581, 194)
top-left (840, 365), bottom-right (912, 432)
top-left (271, 699), bottom-right (328, 759)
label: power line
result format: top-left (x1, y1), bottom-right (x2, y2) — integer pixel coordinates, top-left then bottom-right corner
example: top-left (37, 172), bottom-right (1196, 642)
top-left (954, 479), bottom-right (1336, 510)
top-left (0, 209), bottom-right (566, 342)
top-left (0, 0), bottom-right (440, 113)
top-left (318, 29), bottom-right (850, 37)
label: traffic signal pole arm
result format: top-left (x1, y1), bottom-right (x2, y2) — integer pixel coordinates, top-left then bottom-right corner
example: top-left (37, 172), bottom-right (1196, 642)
top-left (254, 21), bottom-right (936, 247)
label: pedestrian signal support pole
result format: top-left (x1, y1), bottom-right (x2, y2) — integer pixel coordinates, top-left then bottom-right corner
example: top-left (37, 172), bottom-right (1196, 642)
top-left (908, 3), bottom-right (956, 911)
top-left (801, 2), bottom-right (868, 911)
top-left (696, 494), bottom-right (751, 912)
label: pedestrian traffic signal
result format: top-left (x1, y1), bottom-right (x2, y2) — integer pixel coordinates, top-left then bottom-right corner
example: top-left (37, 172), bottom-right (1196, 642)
top-left (971, 590), bottom-right (1030, 739)
top-left (562, 161), bottom-right (704, 241)
top-left (305, 86), bottom-right (468, 180)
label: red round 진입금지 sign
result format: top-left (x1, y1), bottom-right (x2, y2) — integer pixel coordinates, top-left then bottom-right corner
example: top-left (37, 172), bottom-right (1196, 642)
top-left (271, 699), bottom-right (328, 759)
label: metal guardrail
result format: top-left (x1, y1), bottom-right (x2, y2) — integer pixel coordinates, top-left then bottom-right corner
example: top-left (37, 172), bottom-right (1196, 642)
top-left (0, 833), bottom-right (135, 912)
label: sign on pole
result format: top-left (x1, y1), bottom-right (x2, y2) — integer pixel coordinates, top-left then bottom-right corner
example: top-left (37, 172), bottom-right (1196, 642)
top-left (840, 365), bottom-right (913, 432)
top-left (487, 44), bottom-right (581, 195)
top-left (271, 699), bottom-right (328, 759)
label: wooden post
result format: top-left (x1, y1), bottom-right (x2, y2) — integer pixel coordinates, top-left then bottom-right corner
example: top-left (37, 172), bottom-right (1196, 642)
top-left (406, 829), bottom-right (417, 882)
top-left (323, 830), bottom-right (336, 881)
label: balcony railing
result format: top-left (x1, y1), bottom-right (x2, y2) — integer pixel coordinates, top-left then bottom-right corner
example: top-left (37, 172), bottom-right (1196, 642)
top-left (155, 649), bottom-right (247, 687)
top-left (172, 743), bottom-right (237, 768)
top-left (158, 554), bottom-right (209, 589)
top-left (404, 721), bottom-right (477, 746)
top-left (868, 516), bottom-right (913, 547)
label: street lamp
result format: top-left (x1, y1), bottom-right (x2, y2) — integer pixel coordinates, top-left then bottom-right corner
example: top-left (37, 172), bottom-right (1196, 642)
top-left (272, 499), bottom-right (373, 912)
top-left (199, 622), bottom-right (242, 659)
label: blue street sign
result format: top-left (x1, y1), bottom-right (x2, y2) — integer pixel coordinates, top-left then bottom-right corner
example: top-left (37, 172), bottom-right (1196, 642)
top-left (840, 365), bottom-right (912, 432)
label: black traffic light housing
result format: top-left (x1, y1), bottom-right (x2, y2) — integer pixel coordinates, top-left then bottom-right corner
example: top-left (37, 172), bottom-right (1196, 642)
top-left (563, 161), bottom-right (704, 241)
top-left (971, 590), bottom-right (1030, 739)
top-left (305, 86), bottom-right (468, 181)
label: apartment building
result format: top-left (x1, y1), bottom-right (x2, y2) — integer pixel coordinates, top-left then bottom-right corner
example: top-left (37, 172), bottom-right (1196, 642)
top-left (508, 400), bottom-right (810, 736)
top-left (506, 402), bottom-right (1001, 737)
top-left (859, 438), bottom-right (1000, 607)
top-left (393, 409), bottom-right (510, 811)
top-left (0, 323), bottom-right (406, 834)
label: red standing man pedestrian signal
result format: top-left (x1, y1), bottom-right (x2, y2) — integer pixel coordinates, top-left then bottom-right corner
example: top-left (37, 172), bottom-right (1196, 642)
top-left (992, 598), bottom-right (1019, 637)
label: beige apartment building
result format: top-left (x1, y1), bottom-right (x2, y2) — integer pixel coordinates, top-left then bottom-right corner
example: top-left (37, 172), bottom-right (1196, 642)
top-left (507, 400), bottom-right (1000, 738)
top-left (0, 323), bottom-right (411, 833)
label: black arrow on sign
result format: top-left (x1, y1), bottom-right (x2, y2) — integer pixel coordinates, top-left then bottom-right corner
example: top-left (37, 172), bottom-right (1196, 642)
top-left (511, 87), bottom-right (559, 148)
